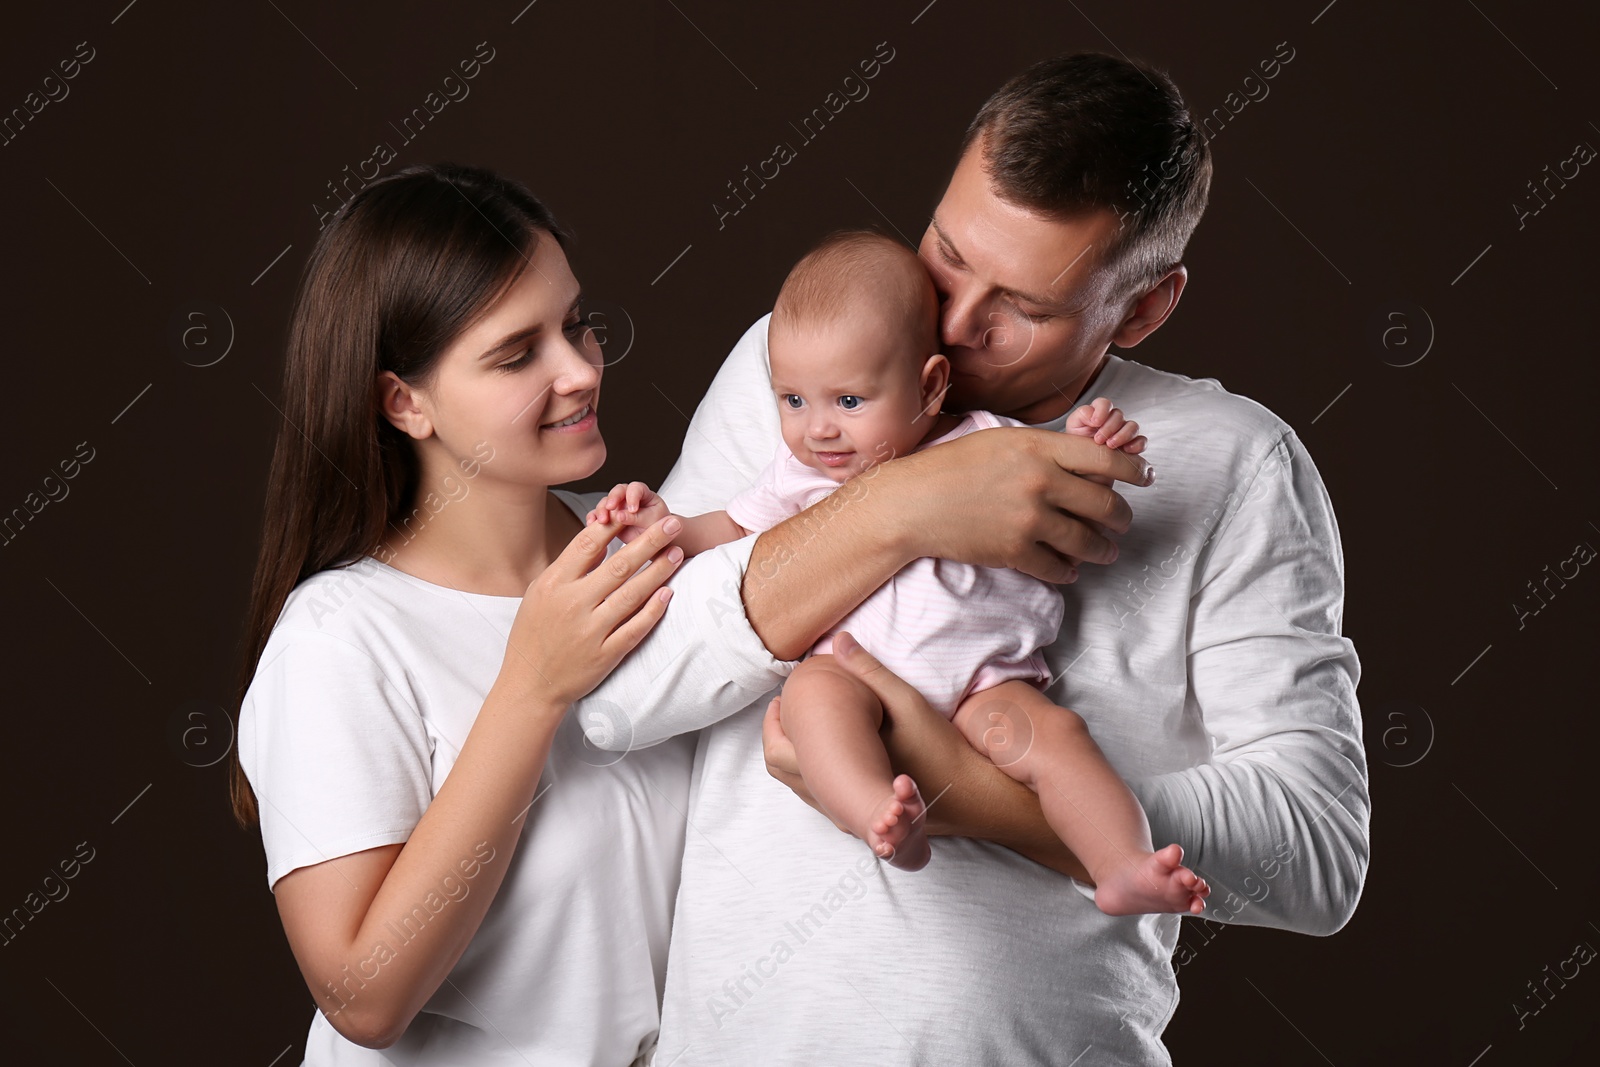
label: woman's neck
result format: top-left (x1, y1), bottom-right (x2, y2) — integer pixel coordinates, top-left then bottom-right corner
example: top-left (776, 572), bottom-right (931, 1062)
top-left (377, 468), bottom-right (576, 597)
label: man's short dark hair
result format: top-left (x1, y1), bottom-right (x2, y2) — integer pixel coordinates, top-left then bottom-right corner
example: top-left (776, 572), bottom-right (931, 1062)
top-left (961, 52), bottom-right (1212, 298)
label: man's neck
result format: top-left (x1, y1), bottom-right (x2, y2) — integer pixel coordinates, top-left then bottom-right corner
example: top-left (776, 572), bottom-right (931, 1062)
top-left (1006, 352), bottom-right (1111, 427)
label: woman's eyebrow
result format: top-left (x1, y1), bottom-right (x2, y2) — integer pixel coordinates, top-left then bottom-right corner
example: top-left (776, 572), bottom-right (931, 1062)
top-left (478, 326), bottom-right (539, 362)
top-left (478, 292), bottom-right (583, 361)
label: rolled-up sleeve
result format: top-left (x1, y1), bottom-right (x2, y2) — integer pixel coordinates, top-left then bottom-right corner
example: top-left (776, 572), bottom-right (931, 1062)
top-left (1129, 430), bottom-right (1370, 936)
top-left (587, 532), bottom-right (800, 750)
top-left (585, 315), bottom-right (801, 752)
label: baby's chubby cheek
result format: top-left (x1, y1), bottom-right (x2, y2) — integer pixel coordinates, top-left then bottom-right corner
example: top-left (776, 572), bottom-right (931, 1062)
top-left (845, 439), bottom-right (898, 478)
top-left (867, 431), bottom-right (914, 464)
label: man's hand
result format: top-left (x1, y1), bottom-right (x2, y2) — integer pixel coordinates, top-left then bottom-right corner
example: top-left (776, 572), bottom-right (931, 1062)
top-left (758, 630), bottom-right (1015, 836)
top-left (761, 695), bottom-right (853, 834)
top-left (881, 426), bottom-right (1155, 584)
top-left (1063, 399), bottom-right (1148, 489)
top-left (1064, 396), bottom-right (1148, 453)
top-left (759, 644), bottom-right (969, 837)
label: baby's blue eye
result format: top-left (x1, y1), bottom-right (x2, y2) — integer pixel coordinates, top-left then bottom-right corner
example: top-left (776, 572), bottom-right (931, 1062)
top-left (782, 395), bottom-right (803, 409)
top-left (838, 396), bottom-right (862, 410)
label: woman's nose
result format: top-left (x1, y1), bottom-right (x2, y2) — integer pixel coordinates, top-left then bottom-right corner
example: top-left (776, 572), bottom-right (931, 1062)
top-left (554, 339), bottom-right (601, 392)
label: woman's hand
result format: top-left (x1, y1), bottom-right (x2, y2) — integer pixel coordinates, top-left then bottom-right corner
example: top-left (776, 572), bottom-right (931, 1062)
top-left (501, 512), bottom-right (684, 707)
top-left (879, 425), bottom-right (1155, 584)
top-left (277, 513), bottom-right (684, 1047)
top-left (586, 481), bottom-right (672, 544)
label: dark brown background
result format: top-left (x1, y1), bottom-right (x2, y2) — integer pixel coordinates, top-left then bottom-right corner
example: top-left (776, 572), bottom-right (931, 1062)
top-left (1, 1), bottom-right (1594, 1063)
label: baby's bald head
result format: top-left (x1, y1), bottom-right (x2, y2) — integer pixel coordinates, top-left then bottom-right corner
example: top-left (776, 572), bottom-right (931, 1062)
top-left (770, 230), bottom-right (938, 360)
top-left (764, 231), bottom-right (955, 480)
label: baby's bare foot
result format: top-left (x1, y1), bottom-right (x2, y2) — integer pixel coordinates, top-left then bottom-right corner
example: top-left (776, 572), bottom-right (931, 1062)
top-left (1092, 843), bottom-right (1210, 916)
top-left (865, 774), bottom-right (931, 872)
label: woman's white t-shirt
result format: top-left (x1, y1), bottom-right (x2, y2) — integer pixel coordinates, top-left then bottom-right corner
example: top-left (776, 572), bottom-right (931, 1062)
top-left (238, 489), bottom-right (695, 1066)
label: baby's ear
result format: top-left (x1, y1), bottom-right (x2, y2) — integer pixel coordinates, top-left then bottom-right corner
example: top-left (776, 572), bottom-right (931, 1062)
top-left (920, 352), bottom-right (951, 401)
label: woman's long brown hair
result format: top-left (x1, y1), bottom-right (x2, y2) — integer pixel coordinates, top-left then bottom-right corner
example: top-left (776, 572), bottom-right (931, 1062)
top-left (229, 163), bottom-right (569, 826)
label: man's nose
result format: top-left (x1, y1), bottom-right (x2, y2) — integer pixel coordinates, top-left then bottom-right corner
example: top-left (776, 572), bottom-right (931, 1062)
top-left (939, 280), bottom-right (985, 350)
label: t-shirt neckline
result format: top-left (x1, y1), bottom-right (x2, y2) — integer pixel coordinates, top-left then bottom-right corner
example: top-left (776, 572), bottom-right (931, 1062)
top-left (935, 354), bottom-right (1127, 434)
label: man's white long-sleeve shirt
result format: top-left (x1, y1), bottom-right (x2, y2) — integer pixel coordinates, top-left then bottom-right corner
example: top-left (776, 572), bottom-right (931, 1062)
top-left (588, 315), bottom-right (1368, 1065)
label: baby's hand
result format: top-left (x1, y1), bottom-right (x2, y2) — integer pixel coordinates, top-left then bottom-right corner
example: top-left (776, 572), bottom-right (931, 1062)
top-left (1065, 396), bottom-right (1147, 455)
top-left (586, 481), bottom-right (670, 544)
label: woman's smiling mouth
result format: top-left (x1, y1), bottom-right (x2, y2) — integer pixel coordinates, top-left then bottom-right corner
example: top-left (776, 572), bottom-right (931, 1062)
top-left (541, 403), bottom-right (595, 432)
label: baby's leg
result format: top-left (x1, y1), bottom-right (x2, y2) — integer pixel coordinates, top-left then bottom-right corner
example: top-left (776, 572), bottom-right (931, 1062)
top-left (782, 654), bottom-right (931, 871)
top-left (953, 681), bottom-right (1209, 915)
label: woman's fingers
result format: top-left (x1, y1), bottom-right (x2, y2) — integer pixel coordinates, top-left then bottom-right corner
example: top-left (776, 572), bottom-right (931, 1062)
top-left (547, 512), bottom-right (627, 583)
top-left (601, 576), bottom-right (674, 657)
top-left (591, 514), bottom-right (680, 592)
top-left (593, 518), bottom-right (685, 631)
top-left (594, 514), bottom-right (684, 653)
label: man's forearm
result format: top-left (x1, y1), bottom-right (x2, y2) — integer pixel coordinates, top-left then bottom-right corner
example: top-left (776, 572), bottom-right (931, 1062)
top-left (938, 758), bottom-right (1092, 881)
top-left (1129, 759), bottom-right (1367, 935)
top-left (741, 470), bottom-right (913, 662)
top-left (870, 674), bottom-right (1093, 882)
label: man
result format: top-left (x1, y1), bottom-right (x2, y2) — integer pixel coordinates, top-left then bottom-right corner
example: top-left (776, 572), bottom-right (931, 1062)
top-left (591, 52), bottom-right (1367, 1064)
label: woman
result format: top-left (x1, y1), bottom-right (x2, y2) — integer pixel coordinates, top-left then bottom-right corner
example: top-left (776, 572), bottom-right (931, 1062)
top-left (232, 162), bottom-right (693, 1063)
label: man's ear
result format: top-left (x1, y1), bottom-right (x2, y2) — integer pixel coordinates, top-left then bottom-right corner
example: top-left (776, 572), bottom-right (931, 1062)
top-left (1110, 265), bottom-right (1187, 350)
top-left (919, 353), bottom-right (952, 418)
top-left (377, 370), bottom-right (433, 440)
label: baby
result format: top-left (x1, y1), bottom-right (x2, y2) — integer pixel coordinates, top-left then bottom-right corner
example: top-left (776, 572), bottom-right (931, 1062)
top-left (589, 231), bottom-right (1208, 915)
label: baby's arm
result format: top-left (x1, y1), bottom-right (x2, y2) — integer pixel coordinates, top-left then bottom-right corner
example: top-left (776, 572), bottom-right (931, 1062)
top-left (587, 481), bottom-right (750, 557)
top-left (1063, 397), bottom-right (1146, 487)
